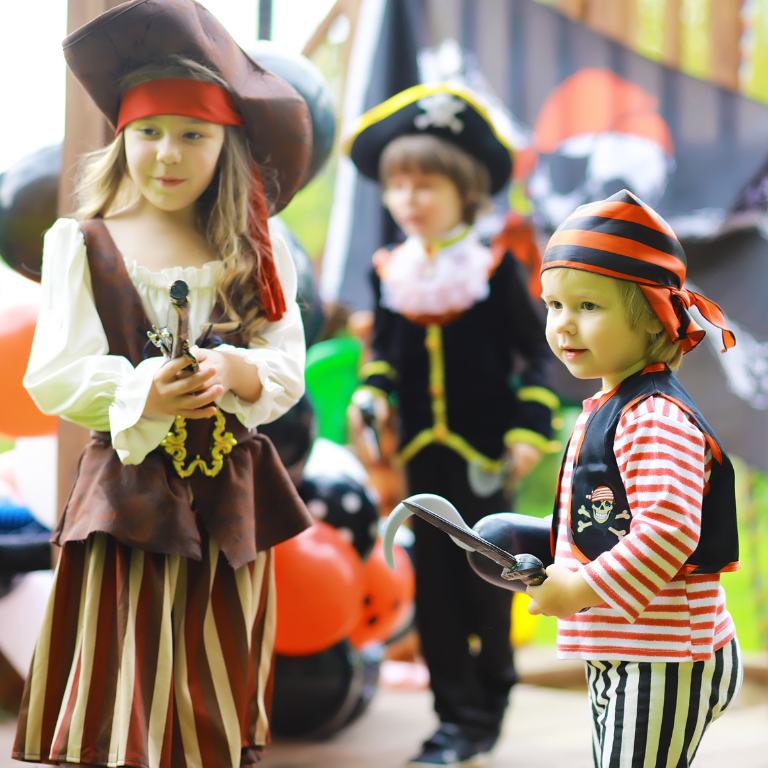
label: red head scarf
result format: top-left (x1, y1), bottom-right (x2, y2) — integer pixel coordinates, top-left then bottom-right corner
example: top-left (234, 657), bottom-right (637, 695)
top-left (541, 189), bottom-right (735, 354)
top-left (117, 78), bottom-right (286, 322)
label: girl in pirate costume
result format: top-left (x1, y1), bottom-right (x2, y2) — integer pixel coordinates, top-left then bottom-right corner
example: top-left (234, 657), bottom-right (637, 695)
top-left (346, 84), bottom-right (558, 767)
top-left (13, 2), bottom-right (313, 766)
top-left (529, 189), bottom-right (742, 767)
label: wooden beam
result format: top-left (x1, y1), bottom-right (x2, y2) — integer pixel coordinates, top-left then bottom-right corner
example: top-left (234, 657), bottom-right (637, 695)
top-left (57, 0), bottom-right (124, 519)
top-left (663, 0), bottom-right (682, 68)
top-left (709, 0), bottom-right (741, 90)
top-left (303, 0), bottom-right (361, 62)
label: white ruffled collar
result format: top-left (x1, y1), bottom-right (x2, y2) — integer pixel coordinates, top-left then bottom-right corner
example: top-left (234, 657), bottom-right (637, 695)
top-left (122, 254), bottom-right (222, 289)
top-left (378, 226), bottom-right (494, 317)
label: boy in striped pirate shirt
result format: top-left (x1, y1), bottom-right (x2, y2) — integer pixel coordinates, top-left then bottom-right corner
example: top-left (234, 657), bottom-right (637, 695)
top-left (528, 189), bottom-right (742, 767)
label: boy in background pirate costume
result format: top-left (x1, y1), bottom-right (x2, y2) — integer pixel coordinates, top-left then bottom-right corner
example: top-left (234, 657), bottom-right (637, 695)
top-left (346, 83), bottom-right (558, 767)
top-left (529, 189), bottom-right (742, 767)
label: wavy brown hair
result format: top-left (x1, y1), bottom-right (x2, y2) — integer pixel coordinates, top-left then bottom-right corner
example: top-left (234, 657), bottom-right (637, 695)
top-left (74, 56), bottom-right (280, 343)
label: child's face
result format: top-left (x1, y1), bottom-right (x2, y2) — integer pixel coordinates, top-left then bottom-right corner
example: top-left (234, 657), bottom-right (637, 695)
top-left (541, 268), bottom-right (658, 391)
top-left (124, 114), bottom-right (225, 216)
top-left (383, 170), bottom-right (464, 241)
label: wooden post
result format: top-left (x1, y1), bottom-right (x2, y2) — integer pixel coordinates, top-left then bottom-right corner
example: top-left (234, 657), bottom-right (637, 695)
top-left (663, 0), bottom-right (682, 68)
top-left (709, 0), bottom-right (741, 90)
top-left (556, 0), bottom-right (586, 20)
top-left (586, 0), bottom-right (637, 47)
top-left (57, 0), bottom-right (123, 518)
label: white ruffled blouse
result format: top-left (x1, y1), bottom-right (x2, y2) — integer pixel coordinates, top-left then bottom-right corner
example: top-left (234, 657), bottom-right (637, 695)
top-left (379, 226), bottom-right (494, 317)
top-left (24, 217), bottom-right (306, 465)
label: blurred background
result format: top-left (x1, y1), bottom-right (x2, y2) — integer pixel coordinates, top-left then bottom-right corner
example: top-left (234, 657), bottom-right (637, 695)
top-left (1, 0), bottom-right (767, 763)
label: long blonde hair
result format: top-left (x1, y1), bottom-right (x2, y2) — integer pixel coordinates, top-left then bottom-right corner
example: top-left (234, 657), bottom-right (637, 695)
top-left (74, 56), bottom-right (279, 343)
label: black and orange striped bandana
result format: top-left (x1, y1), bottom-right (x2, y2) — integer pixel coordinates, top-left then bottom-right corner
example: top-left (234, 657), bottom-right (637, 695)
top-left (541, 189), bottom-right (735, 354)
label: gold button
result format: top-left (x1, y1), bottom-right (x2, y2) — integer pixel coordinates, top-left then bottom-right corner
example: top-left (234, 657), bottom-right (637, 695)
top-left (433, 424), bottom-right (448, 441)
top-left (429, 384), bottom-right (444, 398)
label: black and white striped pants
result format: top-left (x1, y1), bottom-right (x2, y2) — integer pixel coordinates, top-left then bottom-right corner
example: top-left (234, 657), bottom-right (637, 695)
top-left (585, 637), bottom-right (743, 768)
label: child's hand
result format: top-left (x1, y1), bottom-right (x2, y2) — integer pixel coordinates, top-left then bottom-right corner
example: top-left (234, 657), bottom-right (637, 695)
top-left (527, 563), bottom-right (602, 618)
top-left (193, 347), bottom-right (231, 393)
top-left (194, 347), bottom-right (264, 403)
top-left (144, 354), bottom-right (224, 419)
top-left (506, 441), bottom-right (542, 480)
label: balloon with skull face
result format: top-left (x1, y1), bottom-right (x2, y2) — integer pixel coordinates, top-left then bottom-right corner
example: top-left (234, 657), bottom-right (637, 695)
top-left (527, 69), bottom-right (674, 230)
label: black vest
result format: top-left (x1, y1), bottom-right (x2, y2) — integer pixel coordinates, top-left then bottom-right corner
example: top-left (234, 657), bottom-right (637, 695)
top-left (552, 364), bottom-right (739, 575)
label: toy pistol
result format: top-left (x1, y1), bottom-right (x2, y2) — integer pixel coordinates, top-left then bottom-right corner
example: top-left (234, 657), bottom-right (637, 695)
top-left (147, 279), bottom-right (199, 373)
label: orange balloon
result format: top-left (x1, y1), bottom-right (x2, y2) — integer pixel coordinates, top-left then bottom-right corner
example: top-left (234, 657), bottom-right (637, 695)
top-left (274, 521), bottom-right (365, 656)
top-left (348, 538), bottom-right (415, 648)
top-left (0, 305), bottom-right (57, 438)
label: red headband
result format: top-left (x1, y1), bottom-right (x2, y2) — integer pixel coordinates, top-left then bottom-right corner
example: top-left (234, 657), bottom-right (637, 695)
top-left (116, 78), bottom-right (286, 322)
top-left (116, 79), bottom-right (243, 134)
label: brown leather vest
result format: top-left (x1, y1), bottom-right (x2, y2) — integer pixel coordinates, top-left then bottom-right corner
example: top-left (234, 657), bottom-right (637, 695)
top-left (53, 219), bottom-right (312, 568)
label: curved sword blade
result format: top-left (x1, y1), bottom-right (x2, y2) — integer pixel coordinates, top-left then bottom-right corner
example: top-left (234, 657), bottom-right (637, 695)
top-left (402, 500), bottom-right (520, 570)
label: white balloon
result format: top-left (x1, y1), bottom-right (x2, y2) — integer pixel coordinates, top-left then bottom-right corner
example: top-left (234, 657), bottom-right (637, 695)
top-left (14, 435), bottom-right (58, 529)
top-left (304, 437), bottom-right (371, 488)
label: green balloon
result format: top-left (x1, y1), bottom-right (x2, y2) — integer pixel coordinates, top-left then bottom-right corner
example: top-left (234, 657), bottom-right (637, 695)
top-left (304, 337), bottom-right (363, 444)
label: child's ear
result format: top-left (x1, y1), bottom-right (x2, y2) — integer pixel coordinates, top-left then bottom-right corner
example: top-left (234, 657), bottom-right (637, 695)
top-left (644, 314), bottom-right (664, 335)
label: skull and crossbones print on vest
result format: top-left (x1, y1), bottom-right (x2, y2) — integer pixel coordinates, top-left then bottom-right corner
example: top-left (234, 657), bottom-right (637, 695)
top-left (576, 485), bottom-right (631, 539)
top-left (553, 365), bottom-right (739, 572)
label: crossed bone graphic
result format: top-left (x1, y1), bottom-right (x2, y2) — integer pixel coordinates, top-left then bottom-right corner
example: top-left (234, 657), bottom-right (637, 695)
top-left (576, 505), bottom-right (631, 535)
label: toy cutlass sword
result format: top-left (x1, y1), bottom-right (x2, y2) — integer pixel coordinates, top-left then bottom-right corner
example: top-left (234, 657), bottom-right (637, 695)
top-left (401, 500), bottom-right (548, 588)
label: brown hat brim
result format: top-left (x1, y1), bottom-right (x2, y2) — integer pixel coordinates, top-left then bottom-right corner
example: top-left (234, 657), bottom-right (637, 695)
top-left (63, 0), bottom-right (312, 213)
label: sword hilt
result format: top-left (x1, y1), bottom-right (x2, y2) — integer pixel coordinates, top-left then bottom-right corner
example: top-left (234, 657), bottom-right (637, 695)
top-left (500, 553), bottom-right (547, 586)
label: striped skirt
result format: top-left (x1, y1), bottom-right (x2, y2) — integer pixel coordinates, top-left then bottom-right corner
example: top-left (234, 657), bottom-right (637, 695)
top-left (13, 533), bottom-right (276, 768)
top-left (586, 637), bottom-right (743, 768)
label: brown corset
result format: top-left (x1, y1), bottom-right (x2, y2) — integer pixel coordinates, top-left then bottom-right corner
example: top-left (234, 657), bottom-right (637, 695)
top-left (53, 219), bottom-right (312, 568)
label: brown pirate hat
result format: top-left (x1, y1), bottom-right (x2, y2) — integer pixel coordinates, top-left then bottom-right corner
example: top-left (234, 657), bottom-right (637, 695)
top-left (63, 0), bottom-right (312, 213)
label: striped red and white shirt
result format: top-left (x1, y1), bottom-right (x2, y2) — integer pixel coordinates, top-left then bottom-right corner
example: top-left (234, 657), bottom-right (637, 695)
top-left (555, 393), bottom-right (736, 662)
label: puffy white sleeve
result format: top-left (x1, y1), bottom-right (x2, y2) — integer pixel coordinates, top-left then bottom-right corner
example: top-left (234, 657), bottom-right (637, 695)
top-left (213, 225), bottom-right (306, 428)
top-left (23, 219), bottom-right (171, 463)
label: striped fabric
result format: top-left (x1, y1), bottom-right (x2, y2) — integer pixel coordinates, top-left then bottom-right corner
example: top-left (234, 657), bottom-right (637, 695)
top-left (556, 394), bottom-right (737, 662)
top-left (541, 189), bottom-right (734, 355)
top-left (544, 195), bottom-right (685, 288)
top-left (13, 533), bottom-right (275, 768)
top-left (586, 637), bottom-right (742, 767)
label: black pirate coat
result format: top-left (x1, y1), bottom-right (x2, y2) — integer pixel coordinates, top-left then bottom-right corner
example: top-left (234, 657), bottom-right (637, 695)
top-left (551, 363), bottom-right (739, 575)
top-left (361, 245), bottom-right (557, 469)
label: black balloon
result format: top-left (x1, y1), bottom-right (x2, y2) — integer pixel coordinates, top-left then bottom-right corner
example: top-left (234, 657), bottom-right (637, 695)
top-left (298, 473), bottom-right (379, 560)
top-left (243, 40), bottom-right (336, 183)
top-left (0, 143), bottom-right (61, 281)
top-left (341, 643), bottom-right (383, 729)
top-left (271, 639), bottom-right (380, 739)
top-left (467, 513), bottom-right (554, 593)
top-left (258, 394), bottom-right (315, 484)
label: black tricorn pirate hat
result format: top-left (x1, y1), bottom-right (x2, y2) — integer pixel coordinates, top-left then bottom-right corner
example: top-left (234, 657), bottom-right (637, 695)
top-left (63, 0), bottom-right (312, 213)
top-left (344, 83), bottom-right (514, 195)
